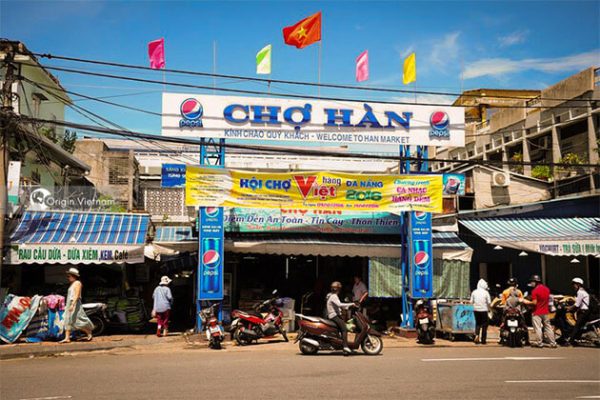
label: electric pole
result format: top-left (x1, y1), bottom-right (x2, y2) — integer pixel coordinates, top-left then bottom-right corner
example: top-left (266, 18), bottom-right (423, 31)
top-left (0, 40), bottom-right (18, 288)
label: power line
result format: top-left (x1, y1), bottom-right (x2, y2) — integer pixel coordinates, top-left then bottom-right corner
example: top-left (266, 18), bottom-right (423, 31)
top-left (32, 52), bottom-right (599, 103)
top-left (16, 62), bottom-right (591, 111)
top-left (10, 114), bottom-right (600, 169)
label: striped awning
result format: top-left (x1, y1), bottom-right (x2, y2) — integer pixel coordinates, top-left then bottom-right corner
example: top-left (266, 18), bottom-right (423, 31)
top-left (460, 217), bottom-right (600, 256)
top-left (432, 232), bottom-right (470, 249)
top-left (8, 211), bottom-right (150, 264)
top-left (154, 226), bottom-right (194, 243)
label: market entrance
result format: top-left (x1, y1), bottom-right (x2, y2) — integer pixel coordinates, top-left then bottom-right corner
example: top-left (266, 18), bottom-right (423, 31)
top-left (231, 254), bottom-right (366, 317)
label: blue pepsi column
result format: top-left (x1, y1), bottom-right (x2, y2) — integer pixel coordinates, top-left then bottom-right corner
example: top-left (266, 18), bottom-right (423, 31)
top-left (409, 211), bottom-right (433, 298)
top-left (197, 138), bottom-right (226, 333)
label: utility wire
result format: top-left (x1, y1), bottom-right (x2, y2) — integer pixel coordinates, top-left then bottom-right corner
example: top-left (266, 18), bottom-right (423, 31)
top-left (10, 114), bottom-right (600, 169)
top-left (32, 52), bottom-right (599, 103)
top-left (15, 62), bottom-right (590, 110)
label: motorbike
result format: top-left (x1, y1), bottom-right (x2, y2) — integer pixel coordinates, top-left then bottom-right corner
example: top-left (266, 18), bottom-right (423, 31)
top-left (553, 297), bottom-right (600, 347)
top-left (499, 306), bottom-right (528, 347)
top-left (295, 293), bottom-right (383, 356)
top-left (230, 290), bottom-right (288, 345)
top-left (415, 299), bottom-right (435, 344)
top-left (200, 303), bottom-right (225, 349)
top-left (83, 302), bottom-right (109, 336)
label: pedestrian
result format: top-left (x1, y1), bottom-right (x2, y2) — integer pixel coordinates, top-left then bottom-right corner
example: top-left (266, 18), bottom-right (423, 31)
top-left (521, 275), bottom-right (556, 348)
top-left (470, 279), bottom-right (491, 344)
top-left (152, 276), bottom-right (173, 337)
top-left (352, 275), bottom-right (368, 302)
top-left (566, 277), bottom-right (590, 345)
top-left (59, 268), bottom-right (94, 343)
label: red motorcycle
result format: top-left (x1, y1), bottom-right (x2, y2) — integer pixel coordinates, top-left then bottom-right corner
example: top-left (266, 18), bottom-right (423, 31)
top-left (295, 293), bottom-right (383, 355)
top-left (230, 290), bottom-right (289, 345)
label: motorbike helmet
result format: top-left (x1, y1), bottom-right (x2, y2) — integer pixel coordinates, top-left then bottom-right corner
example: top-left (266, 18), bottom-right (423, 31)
top-left (507, 278), bottom-right (517, 286)
top-left (528, 275), bottom-right (541, 283)
top-left (572, 277), bottom-right (584, 286)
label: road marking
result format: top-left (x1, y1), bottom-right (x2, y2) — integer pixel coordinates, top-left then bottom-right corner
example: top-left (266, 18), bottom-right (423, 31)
top-left (421, 356), bottom-right (564, 362)
top-left (505, 380), bottom-right (600, 384)
top-left (19, 396), bottom-right (72, 400)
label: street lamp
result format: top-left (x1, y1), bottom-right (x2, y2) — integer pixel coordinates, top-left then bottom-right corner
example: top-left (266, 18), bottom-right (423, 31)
top-left (518, 251), bottom-right (528, 257)
top-left (570, 258), bottom-right (581, 264)
top-left (493, 245), bottom-right (503, 250)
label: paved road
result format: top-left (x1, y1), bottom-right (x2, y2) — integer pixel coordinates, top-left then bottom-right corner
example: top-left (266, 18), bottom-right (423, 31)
top-left (1, 341), bottom-right (598, 400)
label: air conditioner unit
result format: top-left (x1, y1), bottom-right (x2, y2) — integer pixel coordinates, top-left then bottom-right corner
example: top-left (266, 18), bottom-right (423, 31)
top-left (492, 171), bottom-right (510, 187)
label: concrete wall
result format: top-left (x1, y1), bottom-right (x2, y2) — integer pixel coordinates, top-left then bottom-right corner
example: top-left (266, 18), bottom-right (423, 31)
top-left (473, 167), bottom-right (551, 209)
top-left (541, 67), bottom-right (595, 108)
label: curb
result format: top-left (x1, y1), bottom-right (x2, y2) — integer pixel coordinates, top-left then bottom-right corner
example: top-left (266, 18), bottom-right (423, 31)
top-left (0, 336), bottom-right (182, 360)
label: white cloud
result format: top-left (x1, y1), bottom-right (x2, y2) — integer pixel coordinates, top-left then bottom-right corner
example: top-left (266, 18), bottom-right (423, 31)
top-left (430, 32), bottom-right (461, 67)
top-left (463, 50), bottom-right (600, 79)
top-left (498, 30), bottom-right (529, 47)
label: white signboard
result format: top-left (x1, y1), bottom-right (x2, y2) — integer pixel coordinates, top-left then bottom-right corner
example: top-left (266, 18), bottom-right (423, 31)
top-left (162, 93), bottom-right (464, 147)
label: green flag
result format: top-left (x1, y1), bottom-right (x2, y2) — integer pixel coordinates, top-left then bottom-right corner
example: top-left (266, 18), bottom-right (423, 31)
top-left (256, 44), bottom-right (272, 75)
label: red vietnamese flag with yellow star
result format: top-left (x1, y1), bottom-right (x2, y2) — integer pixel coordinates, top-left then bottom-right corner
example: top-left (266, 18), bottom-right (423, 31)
top-left (282, 12), bottom-right (322, 49)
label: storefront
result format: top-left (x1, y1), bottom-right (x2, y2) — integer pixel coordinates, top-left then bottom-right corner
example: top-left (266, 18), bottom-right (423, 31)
top-left (460, 216), bottom-right (600, 294)
top-left (2, 210), bottom-right (152, 333)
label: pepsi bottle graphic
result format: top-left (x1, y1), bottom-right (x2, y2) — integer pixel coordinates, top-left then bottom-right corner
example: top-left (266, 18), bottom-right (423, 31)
top-left (413, 239), bottom-right (431, 296)
top-left (201, 238), bottom-right (222, 295)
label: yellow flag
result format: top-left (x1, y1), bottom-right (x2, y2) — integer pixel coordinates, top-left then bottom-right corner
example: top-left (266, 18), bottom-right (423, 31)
top-left (403, 52), bottom-right (416, 85)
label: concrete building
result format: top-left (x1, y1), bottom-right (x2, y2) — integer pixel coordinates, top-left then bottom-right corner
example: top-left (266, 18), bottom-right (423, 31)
top-left (73, 139), bottom-right (140, 211)
top-left (433, 67), bottom-right (599, 198)
top-left (0, 40), bottom-right (89, 197)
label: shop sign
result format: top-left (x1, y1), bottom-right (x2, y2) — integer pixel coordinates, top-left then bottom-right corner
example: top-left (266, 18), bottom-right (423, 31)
top-left (161, 164), bottom-right (186, 188)
top-left (224, 208), bottom-right (401, 234)
top-left (0, 295), bottom-right (42, 343)
top-left (162, 93), bottom-right (465, 147)
top-left (186, 167), bottom-right (443, 213)
top-left (443, 173), bottom-right (465, 196)
top-left (528, 241), bottom-right (599, 256)
top-left (409, 211), bottom-right (433, 299)
top-left (198, 207), bottom-right (224, 300)
top-left (8, 244), bottom-right (145, 265)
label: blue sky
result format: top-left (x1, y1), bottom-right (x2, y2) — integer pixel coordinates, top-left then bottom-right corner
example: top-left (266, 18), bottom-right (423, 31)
top-left (1, 1), bottom-right (599, 147)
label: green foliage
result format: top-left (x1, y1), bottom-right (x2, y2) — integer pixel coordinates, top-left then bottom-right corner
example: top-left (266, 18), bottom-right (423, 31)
top-left (559, 152), bottom-right (585, 165)
top-left (38, 126), bottom-right (57, 143)
top-left (61, 129), bottom-right (77, 153)
top-left (531, 165), bottom-right (552, 181)
top-left (510, 152), bottom-right (524, 174)
top-left (97, 194), bottom-right (127, 213)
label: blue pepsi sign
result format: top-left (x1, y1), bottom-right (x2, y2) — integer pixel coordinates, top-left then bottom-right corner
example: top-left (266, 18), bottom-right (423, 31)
top-left (161, 164), bottom-right (186, 188)
top-left (409, 211), bottom-right (433, 299)
top-left (198, 207), bottom-right (224, 300)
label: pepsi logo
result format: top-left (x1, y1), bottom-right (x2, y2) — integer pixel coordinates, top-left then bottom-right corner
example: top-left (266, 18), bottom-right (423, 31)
top-left (180, 98), bottom-right (203, 120)
top-left (204, 207), bottom-right (220, 218)
top-left (430, 111), bottom-right (449, 130)
top-left (414, 211), bottom-right (427, 221)
top-left (414, 251), bottom-right (429, 269)
top-left (203, 249), bottom-right (220, 269)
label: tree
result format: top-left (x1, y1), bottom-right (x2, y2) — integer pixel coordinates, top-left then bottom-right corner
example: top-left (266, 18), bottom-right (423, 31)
top-left (61, 129), bottom-right (77, 153)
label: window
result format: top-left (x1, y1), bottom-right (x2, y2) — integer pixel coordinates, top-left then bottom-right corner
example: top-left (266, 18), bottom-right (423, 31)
top-left (108, 159), bottom-right (129, 185)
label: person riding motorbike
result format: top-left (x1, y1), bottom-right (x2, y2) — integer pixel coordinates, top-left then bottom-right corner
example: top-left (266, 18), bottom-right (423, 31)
top-left (326, 281), bottom-right (355, 355)
top-left (501, 278), bottom-right (523, 309)
top-left (566, 277), bottom-right (591, 346)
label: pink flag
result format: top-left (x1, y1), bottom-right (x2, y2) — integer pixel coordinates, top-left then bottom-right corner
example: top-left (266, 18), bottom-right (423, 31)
top-left (356, 50), bottom-right (369, 82)
top-left (148, 38), bottom-right (165, 69)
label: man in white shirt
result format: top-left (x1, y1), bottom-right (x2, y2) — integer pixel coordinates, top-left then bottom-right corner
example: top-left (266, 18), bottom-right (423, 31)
top-left (352, 276), bottom-right (368, 302)
top-left (567, 277), bottom-right (590, 345)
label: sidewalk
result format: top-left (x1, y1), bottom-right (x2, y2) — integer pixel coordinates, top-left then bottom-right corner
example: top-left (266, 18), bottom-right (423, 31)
top-left (0, 333), bottom-right (183, 360)
top-left (1, 327), bottom-right (505, 360)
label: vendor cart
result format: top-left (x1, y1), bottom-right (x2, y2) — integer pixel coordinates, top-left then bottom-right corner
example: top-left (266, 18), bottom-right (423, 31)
top-left (435, 300), bottom-right (475, 341)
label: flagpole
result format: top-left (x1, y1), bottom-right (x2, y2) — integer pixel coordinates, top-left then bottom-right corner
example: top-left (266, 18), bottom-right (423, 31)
top-left (213, 40), bottom-right (217, 94)
top-left (317, 41), bottom-right (322, 97)
top-left (414, 81), bottom-right (417, 104)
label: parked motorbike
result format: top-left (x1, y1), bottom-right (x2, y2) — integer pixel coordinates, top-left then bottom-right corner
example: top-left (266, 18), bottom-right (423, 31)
top-left (553, 297), bottom-right (600, 347)
top-left (499, 306), bottom-right (528, 347)
top-left (230, 290), bottom-right (288, 345)
top-left (82, 302), bottom-right (109, 336)
top-left (295, 293), bottom-right (383, 356)
top-left (200, 303), bottom-right (225, 349)
top-left (415, 299), bottom-right (435, 344)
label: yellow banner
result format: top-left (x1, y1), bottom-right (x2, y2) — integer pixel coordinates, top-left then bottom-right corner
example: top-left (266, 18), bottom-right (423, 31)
top-left (186, 167), bottom-right (443, 213)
